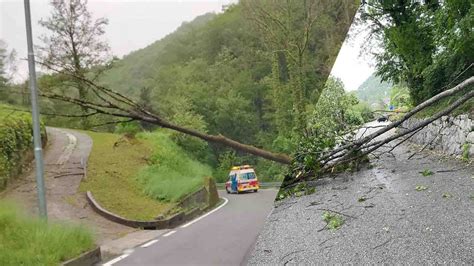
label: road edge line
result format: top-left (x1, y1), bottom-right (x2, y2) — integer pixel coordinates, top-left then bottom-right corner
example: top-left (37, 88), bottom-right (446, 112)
top-left (102, 254), bottom-right (129, 266)
top-left (140, 239), bottom-right (159, 248)
top-left (180, 197), bottom-right (229, 228)
top-left (163, 230), bottom-right (177, 237)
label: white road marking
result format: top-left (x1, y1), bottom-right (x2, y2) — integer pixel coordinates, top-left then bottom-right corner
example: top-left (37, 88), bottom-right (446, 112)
top-left (102, 254), bottom-right (129, 266)
top-left (140, 239), bottom-right (159, 248)
top-left (163, 230), bottom-right (176, 237)
top-left (103, 197), bottom-right (229, 265)
top-left (56, 129), bottom-right (77, 165)
top-left (180, 197), bottom-right (229, 228)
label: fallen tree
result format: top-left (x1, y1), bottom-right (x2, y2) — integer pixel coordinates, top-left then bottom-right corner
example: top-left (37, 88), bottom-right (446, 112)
top-left (22, 69), bottom-right (474, 171)
top-left (290, 76), bottom-right (473, 184)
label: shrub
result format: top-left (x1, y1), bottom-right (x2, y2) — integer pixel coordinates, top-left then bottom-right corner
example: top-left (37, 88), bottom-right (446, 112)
top-left (137, 131), bottom-right (212, 202)
top-left (114, 121), bottom-right (142, 137)
top-left (0, 105), bottom-right (46, 191)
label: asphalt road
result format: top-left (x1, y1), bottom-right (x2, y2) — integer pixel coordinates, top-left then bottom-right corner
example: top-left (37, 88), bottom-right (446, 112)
top-left (249, 127), bottom-right (474, 264)
top-left (114, 189), bottom-right (278, 266)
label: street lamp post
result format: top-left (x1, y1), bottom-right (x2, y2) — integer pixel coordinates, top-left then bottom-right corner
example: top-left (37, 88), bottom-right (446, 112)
top-left (23, 0), bottom-right (47, 219)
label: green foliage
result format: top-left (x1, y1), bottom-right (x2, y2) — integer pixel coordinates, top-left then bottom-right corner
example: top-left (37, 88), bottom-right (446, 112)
top-left (290, 77), bottom-right (367, 178)
top-left (137, 131), bottom-right (213, 202)
top-left (243, 0), bottom-right (360, 132)
top-left (0, 105), bottom-right (46, 191)
top-left (165, 97), bottom-right (211, 162)
top-left (350, 101), bottom-right (375, 123)
top-left (362, 0), bottom-right (473, 105)
top-left (0, 40), bottom-right (9, 98)
top-left (419, 169), bottom-right (434, 177)
top-left (462, 143), bottom-right (470, 161)
top-left (90, 1), bottom-right (358, 169)
top-left (322, 211), bottom-right (344, 230)
top-left (390, 85), bottom-right (412, 110)
top-left (214, 151), bottom-right (237, 183)
top-left (0, 201), bottom-right (95, 265)
top-left (276, 182), bottom-right (316, 201)
top-left (114, 121), bottom-right (142, 137)
top-left (415, 90), bottom-right (473, 118)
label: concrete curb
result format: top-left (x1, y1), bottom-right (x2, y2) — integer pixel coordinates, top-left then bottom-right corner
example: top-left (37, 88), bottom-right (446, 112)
top-left (61, 246), bottom-right (101, 266)
top-left (86, 191), bottom-right (178, 229)
top-left (86, 177), bottom-right (220, 229)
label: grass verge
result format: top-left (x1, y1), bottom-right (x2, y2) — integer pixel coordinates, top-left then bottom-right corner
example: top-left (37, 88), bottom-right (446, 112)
top-left (79, 131), bottom-right (173, 221)
top-left (0, 201), bottom-right (94, 265)
top-left (137, 131), bottom-right (212, 202)
top-left (80, 130), bottom-right (213, 220)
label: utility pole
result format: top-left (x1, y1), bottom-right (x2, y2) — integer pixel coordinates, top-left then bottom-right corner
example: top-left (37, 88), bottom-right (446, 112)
top-left (23, 0), bottom-right (47, 219)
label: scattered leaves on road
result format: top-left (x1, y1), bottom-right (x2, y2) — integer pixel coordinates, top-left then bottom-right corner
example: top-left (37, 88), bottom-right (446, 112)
top-left (415, 185), bottom-right (428, 191)
top-left (322, 211), bottom-right (344, 230)
top-left (277, 182), bottom-right (316, 200)
top-left (419, 169), bottom-right (434, 177)
top-left (442, 192), bottom-right (452, 198)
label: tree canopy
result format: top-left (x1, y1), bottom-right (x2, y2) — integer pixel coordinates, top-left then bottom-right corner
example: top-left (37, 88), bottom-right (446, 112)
top-left (361, 0), bottom-right (473, 105)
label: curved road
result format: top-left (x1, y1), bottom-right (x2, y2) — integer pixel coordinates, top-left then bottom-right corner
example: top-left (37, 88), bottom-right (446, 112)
top-left (112, 189), bottom-right (278, 266)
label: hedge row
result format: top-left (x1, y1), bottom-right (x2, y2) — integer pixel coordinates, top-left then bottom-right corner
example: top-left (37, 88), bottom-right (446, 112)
top-left (0, 107), bottom-right (46, 191)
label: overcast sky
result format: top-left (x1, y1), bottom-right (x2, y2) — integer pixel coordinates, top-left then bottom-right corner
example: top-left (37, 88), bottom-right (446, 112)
top-left (0, 0), bottom-right (373, 90)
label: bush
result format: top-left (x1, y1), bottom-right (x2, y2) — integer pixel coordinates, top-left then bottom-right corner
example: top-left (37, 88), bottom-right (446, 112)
top-left (0, 105), bottom-right (46, 191)
top-left (114, 121), bottom-right (142, 137)
top-left (0, 201), bottom-right (94, 265)
top-left (168, 111), bottom-right (210, 162)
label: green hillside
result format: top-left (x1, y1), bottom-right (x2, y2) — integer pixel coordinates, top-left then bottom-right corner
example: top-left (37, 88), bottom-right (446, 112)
top-left (36, 1), bottom-right (359, 180)
top-left (99, 13), bottom-right (217, 96)
top-left (95, 2), bottom-right (358, 175)
top-left (356, 74), bottom-right (393, 108)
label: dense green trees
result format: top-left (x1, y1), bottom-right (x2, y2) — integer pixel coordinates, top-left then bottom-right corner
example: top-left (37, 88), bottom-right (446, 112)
top-left (94, 2), bottom-right (359, 179)
top-left (22, 1), bottom-right (362, 180)
top-left (0, 41), bottom-right (7, 91)
top-left (243, 0), bottom-right (359, 135)
top-left (361, 0), bottom-right (473, 105)
top-left (0, 40), bottom-right (17, 104)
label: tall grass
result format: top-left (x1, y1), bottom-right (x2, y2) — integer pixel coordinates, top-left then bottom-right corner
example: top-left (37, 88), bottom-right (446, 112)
top-left (0, 201), bottom-right (94, 265)
top-left (137, 131), bottom-right (212, 202)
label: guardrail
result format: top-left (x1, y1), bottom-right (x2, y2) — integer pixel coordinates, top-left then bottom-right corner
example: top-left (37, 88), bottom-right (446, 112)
top-left (216, 182), bottom-right (282, 189)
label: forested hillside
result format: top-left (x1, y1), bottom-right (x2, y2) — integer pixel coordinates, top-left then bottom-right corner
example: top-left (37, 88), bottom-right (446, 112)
top-left (356, 74), bottom-right (392, 108)
top-left (92, 2), bottom-right (359, 179)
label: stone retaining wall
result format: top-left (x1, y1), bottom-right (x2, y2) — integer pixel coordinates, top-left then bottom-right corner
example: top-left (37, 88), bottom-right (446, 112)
top-left (401, 114), bottom-right (474, 158)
